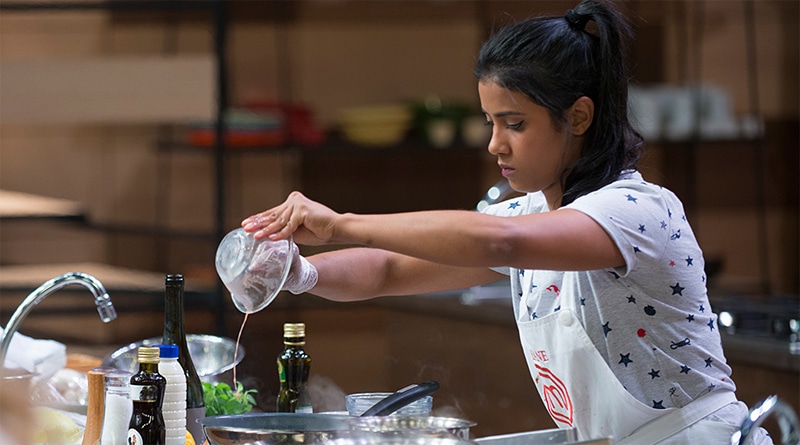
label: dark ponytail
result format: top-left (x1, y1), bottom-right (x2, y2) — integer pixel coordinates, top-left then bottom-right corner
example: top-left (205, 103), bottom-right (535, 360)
top-left (475, 0), bottom-right (642, 206)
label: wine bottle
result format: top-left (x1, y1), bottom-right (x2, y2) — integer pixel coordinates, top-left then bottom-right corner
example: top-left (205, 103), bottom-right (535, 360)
top-left (277, 322), bottom-right (312, 413)
top-left (162, 274), bottom-right (205, 443)
top-left (128, 346), bottom-right (166, 445)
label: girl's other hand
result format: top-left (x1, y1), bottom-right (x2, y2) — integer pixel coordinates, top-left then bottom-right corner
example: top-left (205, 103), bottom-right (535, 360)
top-left (241, 191), bottom-right (339, 245)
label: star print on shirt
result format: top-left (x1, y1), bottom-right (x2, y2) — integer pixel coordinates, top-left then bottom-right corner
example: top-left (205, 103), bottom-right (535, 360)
top-left (653, 400), bottom-right (665, 409)
top-left (633, 246), bottom-right (641, 253)
top-left (580, 298), bottom-right (586, 306)
top-left (660, 220), bottom-right (668, 229)
top-left (705, 357), bottom-right (714, 368)
top-left (531, 312), bottom-right (538, 320)
top-left (669, 260), bottom-right (676, 267)
top-left (670, 282), bottom-right (685, 296)
top-left (680, 365), bottom-right (691, 374)
top-left (602, 322), bottom-right (612, 337)
top-left (508, 201), bottom-right (521, 209)
top-left (627, 295), bottom-right (636, 304)
top-left (686, 256), bottom-right (694, 266)
top-left (707, 383), bottom-right (716, 392)
top-left (648, 369), bottom-right (661, 379)
top-left (638, 224), bottom-right (646, 233)
top-left (619, 353), bottom-right (632, 367)
top-left (687, 314), bottom-right (695, 322)
top-left (625, 194), bottom-right (638, 203)
top-left (707, 318), bottom-right (716, 331)
top-left (699, 304), bottom-right (705, 313)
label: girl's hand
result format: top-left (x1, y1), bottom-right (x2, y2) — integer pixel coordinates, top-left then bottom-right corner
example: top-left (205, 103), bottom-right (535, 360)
top-left (241, 191), bottom-right (339, 245)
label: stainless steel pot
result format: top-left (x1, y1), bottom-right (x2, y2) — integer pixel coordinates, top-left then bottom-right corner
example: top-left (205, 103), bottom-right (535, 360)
top-left (202, 382), bottom-right (448, 445)
top-left (202, 414), bottom-right (477, 445)
top-left (348, 416), bottom-right (476, 441)
top-left (322, 437), bottom-right (475, 445)
top-left (203, 413), bottom-right (353, 445)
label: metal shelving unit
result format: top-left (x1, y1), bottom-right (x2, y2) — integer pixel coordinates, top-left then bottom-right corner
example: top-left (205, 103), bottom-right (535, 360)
top-left (0, 0), bottom-right (231, 334)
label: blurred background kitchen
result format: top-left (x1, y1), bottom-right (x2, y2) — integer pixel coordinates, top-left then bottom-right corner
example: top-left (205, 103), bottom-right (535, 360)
top-left (0, 0), bottom-right (797, 438)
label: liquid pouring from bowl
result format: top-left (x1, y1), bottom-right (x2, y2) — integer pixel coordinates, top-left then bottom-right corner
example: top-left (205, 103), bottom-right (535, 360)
top-left (215, 228), bottom-right (294, 314)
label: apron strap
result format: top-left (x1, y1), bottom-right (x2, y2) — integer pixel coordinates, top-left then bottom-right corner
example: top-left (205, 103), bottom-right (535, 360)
top-left (616, 391), bottom-right (738, 445)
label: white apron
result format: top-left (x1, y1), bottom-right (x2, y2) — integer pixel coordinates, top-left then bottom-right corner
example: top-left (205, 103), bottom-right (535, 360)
top-left (515, 287), bottom-right (738, 443)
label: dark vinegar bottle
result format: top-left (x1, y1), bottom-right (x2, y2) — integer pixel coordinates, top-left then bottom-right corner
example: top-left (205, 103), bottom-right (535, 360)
top-left (162, 274), bottom-right (205, 443)
top-left (277, 323), bottom-right (312, 413)
top-left (128, 346), bottom-right (166, 445)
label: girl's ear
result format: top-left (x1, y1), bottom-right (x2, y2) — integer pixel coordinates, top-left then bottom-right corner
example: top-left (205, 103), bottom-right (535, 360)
top-left (567, 96), bottom-right (594, 136)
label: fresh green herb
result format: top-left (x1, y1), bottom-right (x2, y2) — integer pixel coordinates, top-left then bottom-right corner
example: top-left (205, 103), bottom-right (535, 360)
top-left (202, 381), bottom-right (258, 416)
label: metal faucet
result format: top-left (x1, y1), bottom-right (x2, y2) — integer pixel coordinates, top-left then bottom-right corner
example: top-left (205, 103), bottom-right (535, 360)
top-left (0, 272), bottom-right (116, 368)
top-left (731, 395), bottom-right (800, 445)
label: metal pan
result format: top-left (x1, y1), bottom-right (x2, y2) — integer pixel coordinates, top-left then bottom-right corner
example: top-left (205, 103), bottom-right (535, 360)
top-left (202, 381), bottom-right (443, 445)
top-left (202, 412), bottom-right (353, 445)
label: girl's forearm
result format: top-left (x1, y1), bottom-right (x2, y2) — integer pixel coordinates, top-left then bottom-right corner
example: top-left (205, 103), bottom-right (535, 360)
top-left (334, 210), bottom-right (516, 268)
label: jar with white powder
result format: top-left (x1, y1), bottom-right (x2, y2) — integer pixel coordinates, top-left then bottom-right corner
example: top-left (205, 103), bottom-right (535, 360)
top-left (100, 371), bottom-right (133, 445)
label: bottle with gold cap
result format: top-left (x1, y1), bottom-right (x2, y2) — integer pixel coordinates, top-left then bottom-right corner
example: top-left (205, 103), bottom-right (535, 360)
top-left (276, 323), bottom-right (312, 413)
top-left (128, 346), bottom-right (166, 445)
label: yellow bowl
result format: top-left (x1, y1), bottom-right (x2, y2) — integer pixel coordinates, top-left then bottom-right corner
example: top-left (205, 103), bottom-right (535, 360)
top-left (339, 105), bottom-right (412, 147)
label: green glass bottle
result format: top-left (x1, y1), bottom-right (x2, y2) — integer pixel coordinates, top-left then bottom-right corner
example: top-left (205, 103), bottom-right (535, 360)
top-left (162, 274), bottom-right (205, 442)
top-left (128, 346), bottom-right (166, 445)
top-left (277, 323), bottom-right (312, 413)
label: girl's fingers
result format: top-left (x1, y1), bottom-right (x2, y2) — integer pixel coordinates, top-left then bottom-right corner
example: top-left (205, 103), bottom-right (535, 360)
top-left (254, 206), bottom-right (296, 240)
top-left (243, 209), bottom-right (282, 231)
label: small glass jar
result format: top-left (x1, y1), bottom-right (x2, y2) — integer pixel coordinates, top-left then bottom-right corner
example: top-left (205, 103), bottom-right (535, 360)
top-left (100, 371), bottom-right (133, 445)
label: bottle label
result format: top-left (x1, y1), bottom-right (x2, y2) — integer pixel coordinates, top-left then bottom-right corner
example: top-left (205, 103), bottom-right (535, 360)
top-left (278, 361), bottom-right (286, 383)
top-left (130, 384), bottom-right (159, 402)
top-left (127, 428), bottom-right (144, 445)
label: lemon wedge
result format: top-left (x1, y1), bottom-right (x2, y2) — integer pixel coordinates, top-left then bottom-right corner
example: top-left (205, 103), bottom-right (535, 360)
top-left (32, 407), bottom-right (82, 444)
top-left (186, 429), bottom-right (196, 445)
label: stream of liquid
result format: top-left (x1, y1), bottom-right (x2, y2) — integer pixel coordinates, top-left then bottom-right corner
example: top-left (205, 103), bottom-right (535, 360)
top-left (232, 312), bottom-right (249, 388)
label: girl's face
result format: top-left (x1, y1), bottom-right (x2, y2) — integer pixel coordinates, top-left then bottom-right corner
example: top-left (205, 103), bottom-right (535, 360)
top-left (478, 80), bottom-right (582, 208)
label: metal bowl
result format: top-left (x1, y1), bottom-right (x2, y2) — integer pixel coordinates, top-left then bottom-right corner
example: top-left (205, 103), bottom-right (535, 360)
top-left (101, 334), bottom-right (244, 382)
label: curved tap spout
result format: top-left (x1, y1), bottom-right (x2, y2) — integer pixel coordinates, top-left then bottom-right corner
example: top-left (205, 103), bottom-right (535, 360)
top-left (0, 272), bottom-right (116, 367)
top-left (731, 395), bottom-right (800, 445)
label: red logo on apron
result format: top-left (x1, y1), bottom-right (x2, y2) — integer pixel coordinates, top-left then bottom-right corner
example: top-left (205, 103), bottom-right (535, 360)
top-left (535, 363), bottom-right (573, 427)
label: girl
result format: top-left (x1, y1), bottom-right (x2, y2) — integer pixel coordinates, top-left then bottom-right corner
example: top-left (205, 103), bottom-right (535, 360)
top-left (242, 1), bottom-right (771, 443)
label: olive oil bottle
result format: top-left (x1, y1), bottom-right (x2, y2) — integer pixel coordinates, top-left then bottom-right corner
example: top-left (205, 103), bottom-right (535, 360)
top-left (277, 323), bottom-right (312, 413)
top-left (128, 346), bottom-right (166, 445)
top-left (162, 274), bottom-right (205, 442)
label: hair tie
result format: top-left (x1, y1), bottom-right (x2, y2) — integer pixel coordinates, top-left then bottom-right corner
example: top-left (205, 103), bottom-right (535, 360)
top-left (565, 9), bottom-right (589, 31)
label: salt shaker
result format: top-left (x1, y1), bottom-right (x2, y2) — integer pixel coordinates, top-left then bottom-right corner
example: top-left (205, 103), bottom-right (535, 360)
top-left (99, 371), bottom-right (133, 445)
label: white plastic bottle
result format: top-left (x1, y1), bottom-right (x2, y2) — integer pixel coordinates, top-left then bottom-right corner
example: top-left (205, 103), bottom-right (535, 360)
top-left (158, 344), bottom-right (187, 445)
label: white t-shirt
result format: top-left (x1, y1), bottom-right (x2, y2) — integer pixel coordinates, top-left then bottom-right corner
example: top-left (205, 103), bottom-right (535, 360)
top-left (482, 170), bottom-right (735, 410)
